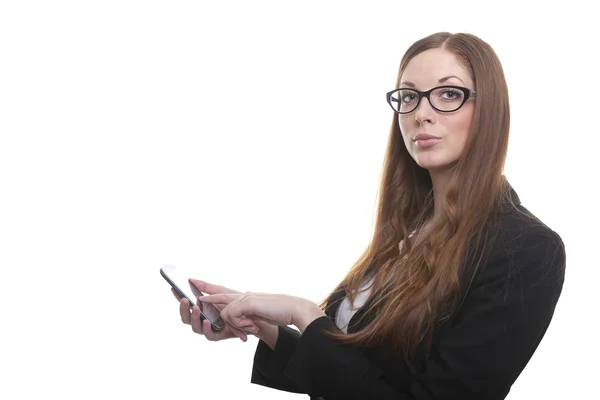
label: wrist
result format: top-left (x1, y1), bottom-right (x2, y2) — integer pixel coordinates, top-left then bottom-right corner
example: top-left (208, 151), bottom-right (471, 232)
top-left (252, 320), bottom-right (272, 336)
top-left (253, 320), bottom-right (279, 350)
top-left (293, 298), bottom-right (326, 333)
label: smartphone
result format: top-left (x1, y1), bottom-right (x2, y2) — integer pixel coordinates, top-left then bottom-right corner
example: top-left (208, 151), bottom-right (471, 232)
top-left (160, 264), bottom-right (225, 332)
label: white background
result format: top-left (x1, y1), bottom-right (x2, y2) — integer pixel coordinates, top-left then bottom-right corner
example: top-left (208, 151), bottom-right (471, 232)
top-left (0, 1), bottom-right (597, 399)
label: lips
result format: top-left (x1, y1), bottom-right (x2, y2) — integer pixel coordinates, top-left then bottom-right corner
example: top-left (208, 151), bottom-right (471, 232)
top-left (413, 133), bottom-right (441, 148)
top-left (414, 133), bottom-right (440, 141)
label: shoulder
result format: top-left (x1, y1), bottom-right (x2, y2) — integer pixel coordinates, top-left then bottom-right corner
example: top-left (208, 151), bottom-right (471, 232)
top-left (498, 204), bottom-right (565, 266)
top-left (446, 202), bottom-right (566, 337)
top-left (476, 203), bottom-right (566, 291)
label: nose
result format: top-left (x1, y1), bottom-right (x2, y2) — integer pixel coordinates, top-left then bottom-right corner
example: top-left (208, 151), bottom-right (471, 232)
top-left (414, 96), bottom-right (436, 125)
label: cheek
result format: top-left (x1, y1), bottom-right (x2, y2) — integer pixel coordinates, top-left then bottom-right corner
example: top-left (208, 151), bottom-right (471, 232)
top-left (397, 116), bottom-right (413, 142)
top-left (398, 116), bottom-right (408, 131)
top-left (446, 109), bottom-right (474, 142)
top-left (398, 115), bottom-right (413, 133)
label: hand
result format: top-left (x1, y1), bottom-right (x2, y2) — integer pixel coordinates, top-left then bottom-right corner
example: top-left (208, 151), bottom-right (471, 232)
top-left (172, 279), bottom-right (259, 342)
top-left (199, 292), bottom-right (326, 333)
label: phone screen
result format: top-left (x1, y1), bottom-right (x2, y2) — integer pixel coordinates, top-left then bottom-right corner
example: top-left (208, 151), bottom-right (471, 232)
top-left (161, 264), bottom-right (223, 325)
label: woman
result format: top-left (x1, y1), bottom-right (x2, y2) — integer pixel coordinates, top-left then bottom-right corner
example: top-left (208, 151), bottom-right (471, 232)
top-left (174, 32), bottom-right (566, 400)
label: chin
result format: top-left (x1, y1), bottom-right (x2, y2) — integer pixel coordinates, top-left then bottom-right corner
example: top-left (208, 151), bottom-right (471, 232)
top-left (413, 155), bottom-right (457, 171)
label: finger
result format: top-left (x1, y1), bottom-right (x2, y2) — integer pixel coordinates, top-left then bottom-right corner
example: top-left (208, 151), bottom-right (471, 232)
top-left (217, 312), bottom-right (259, 339)
top-left (198, 294), bottom-right (238, 304)
top-left (226, 324), bottom-right (249, 342)
top-left (201, 319), bottom-right (219, 340)
top-left (222, 299), bottom-right (282, 326)
top-left (190, 305), bottom-right (204, 334)
top-left (189, 279), bottom-right (240, 295)
top-left (222, 297), bottom-right (256, 321)
top-left (202, 319), bottom-right (247, 342)
top-left (229, 315), bottom-right (258, 329)
top-left (171, 288), bottom-right (182, 301)
top-left (246, 324), bottom-right (260, 334)
top-left (197, 296), bottom-right (230, 313)
top-left (179, 298), bottom-right (191, 325)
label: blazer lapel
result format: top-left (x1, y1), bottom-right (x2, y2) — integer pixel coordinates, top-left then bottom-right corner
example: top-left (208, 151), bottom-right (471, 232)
top-left (324, 285), bottom-right (346, 321)
top-left (324, 283), bottom-right (382, 334)
top-left (347, 289), bottom-right (381, 333)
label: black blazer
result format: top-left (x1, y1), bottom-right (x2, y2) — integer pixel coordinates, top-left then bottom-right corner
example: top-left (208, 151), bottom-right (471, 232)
top-left (250, 187), bottom-right (566, 400)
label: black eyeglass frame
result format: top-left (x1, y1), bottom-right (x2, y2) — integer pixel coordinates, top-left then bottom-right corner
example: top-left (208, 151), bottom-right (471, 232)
top-left (386, 85), bottom-right (476, 114)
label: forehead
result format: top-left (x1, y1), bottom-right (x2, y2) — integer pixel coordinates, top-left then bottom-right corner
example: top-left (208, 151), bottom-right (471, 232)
top-left (401, 48), bottom-right (472, 88)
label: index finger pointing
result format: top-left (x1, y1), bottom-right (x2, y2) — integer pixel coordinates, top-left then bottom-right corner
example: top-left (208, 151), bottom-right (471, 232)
top-left (189, 280), bottom-right (239, 295)
top-left (197, 294), bottom-right (238, 304)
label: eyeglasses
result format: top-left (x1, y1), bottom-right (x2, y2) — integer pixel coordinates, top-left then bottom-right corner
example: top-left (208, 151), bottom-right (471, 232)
top-left (386, 85), bottom-right (476, 114)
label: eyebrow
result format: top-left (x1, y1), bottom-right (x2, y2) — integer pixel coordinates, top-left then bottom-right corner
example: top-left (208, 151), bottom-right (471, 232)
top-left (400, 75), bottom-right (466, 88)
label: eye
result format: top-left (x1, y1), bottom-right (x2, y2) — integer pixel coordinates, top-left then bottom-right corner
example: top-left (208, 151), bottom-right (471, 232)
top-left (400, 92), bottom-right (417, 104)
top-left (439, 89), bottom-right (463, 101)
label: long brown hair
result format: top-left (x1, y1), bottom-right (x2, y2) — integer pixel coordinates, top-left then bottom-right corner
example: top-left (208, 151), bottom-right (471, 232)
top-left (320, 32), bottom-right (514, 364)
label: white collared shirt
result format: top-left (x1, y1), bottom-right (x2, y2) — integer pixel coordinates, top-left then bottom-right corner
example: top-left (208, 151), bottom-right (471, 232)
top-left (334, 233), bottom-right (415, 333)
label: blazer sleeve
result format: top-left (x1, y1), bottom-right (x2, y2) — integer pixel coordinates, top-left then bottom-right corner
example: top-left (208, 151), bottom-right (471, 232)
top-left (280, 227), bottom-right (566, 400)
top-left (250, 325), bottom-right (306, 394)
